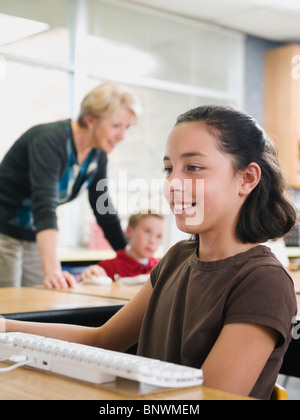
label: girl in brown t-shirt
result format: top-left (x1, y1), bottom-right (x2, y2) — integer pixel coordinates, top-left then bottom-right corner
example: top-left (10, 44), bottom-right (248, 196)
top-left (5, 106), bottom-right (298, 400)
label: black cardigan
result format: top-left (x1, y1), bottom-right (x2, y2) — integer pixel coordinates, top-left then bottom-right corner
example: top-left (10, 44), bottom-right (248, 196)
top-left (0, 120), bottom-right (127, 250)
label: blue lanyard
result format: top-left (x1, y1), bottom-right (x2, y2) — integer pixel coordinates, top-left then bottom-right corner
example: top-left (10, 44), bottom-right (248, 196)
top-left (65, 122), bottom-right (97, 198)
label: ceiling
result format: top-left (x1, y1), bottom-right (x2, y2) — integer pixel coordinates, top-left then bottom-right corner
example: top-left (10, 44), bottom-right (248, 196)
top-left (126, 0), bottom-right (300, 42)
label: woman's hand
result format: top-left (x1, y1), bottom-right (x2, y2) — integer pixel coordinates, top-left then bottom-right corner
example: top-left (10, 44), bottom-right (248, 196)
top-left (80, 265), bottom-right (108, 282)
top-left (36, 229), bottom-right (77, 289)
top-left (44, 270), bottom-right (77, 289)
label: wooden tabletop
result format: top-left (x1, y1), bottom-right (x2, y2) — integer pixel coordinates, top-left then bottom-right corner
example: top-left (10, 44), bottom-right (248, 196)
top-left (32, 268), bottom-right (300, 305)
top-left (58, 247), bottom-right (116, 263)
top-left (40, 269), bottom-right (300, 303)
top-left (0, 286), bottom-right (255, 400)
top-left (0, 287), bottom-right (127, 315)
top-left (0, 280), bottom-right (291, 401)
top-left (291, 270), bottom-right (300, 293)
top-left (0, 362), bottom-right (252, 400)
top-left (56, 282), bottom-right (142, 301)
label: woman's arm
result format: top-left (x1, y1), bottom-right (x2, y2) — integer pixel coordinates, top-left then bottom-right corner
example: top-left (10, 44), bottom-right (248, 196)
top-left (4, 278), bottom-right (153, 352)
top-left (88, 155), bottom-right (127, 251)
top-left (36, 229), bottom-right (76, 289)
top-left (201, 323), bottom-right (279, 397)
top-left (28, 130), bottom-right (76, 289)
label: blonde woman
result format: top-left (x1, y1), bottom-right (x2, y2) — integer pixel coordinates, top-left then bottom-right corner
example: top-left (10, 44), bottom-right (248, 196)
top-left (0, 83), bottom-right (141, 289)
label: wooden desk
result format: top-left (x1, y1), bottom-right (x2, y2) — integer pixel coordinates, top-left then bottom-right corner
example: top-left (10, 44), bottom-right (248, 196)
top-left (277, 271), bottom-right (300, 378)
top-left (0, 288), bottom-right (253, 401)
top-left (291, 270), bottom-right (300, 294)
top-left (51, 282), bottom-right (142, 302)
top-left (0, 362), bottom-right (252, 400)
top-left (32, 269), bottom-right (300, 303)
top-left (58, 247), bottom-right (116, 264)
top-left (287, 247), bottom-right (300, 259)
top-left (0, 288), bottom-right (126, 327)
top-left (0, 287), bottom-right (126, 314)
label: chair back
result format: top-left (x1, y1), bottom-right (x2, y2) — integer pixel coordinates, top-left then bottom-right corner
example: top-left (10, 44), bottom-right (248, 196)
top-left (271, 383), bottom-right (288, 400)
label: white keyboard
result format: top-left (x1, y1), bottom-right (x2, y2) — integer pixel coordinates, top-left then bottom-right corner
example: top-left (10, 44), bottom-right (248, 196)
top-left (0, 333), bottom-right (203, 388)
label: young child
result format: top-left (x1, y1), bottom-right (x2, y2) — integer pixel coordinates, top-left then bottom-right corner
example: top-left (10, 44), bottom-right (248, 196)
top-left (4, 106), bottom-right (297, 400)
top-left (81, 212), bottom-right (163, 281)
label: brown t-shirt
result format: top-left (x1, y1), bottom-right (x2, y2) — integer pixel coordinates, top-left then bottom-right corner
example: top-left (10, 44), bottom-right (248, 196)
top-left (137, 240), bottom-right (297, 400)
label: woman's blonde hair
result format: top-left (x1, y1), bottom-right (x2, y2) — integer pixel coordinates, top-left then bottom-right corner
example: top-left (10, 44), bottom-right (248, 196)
top-left (77, 82), bottom-right (142, 127)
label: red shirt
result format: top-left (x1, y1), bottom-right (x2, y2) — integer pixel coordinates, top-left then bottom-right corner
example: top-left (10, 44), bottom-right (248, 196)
top-left (98, 250), bottom-right (159, 280)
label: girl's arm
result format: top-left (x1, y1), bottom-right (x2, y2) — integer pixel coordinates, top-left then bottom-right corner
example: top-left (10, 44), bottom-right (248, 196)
top-left (201, 323), bottom-right (279, 397)
top-left (4, 278), bottom-right (153, 352)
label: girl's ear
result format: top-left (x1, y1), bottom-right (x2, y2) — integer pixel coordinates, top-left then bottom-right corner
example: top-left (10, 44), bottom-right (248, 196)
top-left (239, 163), bottom-right (261, 197)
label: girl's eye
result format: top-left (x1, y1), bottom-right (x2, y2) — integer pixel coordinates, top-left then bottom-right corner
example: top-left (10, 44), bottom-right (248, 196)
top-left (163, 167), bottom-right (173, 176)
top-left (187, 165), bottom-right (203, 172)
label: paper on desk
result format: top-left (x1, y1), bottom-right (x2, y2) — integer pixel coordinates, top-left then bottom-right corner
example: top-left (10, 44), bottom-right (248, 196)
top-left (116, 274), bottom-right (149, 287)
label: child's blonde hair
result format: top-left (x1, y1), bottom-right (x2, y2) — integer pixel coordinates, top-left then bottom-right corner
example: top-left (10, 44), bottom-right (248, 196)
top-left (128, 211), bottom-right (164, 229)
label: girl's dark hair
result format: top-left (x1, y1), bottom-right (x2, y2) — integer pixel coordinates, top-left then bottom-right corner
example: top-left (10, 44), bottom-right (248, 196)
top-left (176, 105), bottom-right (297, 244)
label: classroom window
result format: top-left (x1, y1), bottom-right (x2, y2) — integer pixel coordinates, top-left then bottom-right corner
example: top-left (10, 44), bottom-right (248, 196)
top-left (0, 0), bottom-right (70, 159)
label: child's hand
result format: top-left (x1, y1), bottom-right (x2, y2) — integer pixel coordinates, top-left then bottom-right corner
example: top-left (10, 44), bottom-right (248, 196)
top-left (81, 265), bottom-right (108, 282)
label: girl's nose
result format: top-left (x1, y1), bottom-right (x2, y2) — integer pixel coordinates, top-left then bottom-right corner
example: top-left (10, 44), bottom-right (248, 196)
top-left (164, 177), bottom-right (184, 205)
